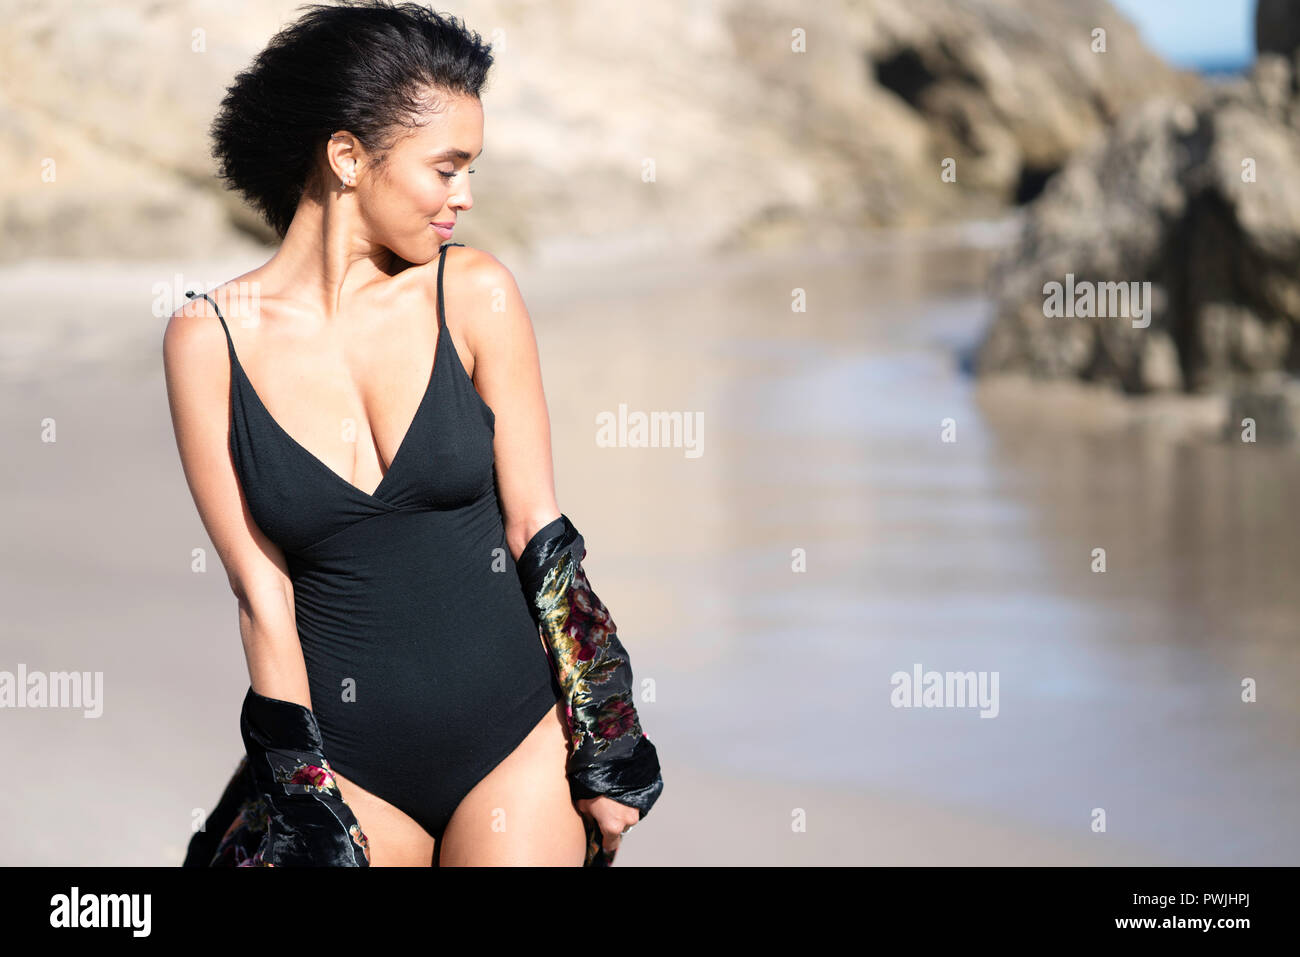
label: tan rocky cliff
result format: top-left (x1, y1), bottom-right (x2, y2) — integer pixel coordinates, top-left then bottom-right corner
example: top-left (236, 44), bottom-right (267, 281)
top-left (0, 0), bottom-right (1193, 262)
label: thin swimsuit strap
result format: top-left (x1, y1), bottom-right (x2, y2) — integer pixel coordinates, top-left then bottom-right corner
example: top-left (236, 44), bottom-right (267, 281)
top-left (184, 290), bottom-right (236, 355)
top-left (436, 242), bottom-right (465, 331)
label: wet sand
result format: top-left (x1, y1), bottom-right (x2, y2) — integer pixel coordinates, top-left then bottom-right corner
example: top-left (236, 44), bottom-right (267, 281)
top-left (1, 225), bottom-right (1297, 865)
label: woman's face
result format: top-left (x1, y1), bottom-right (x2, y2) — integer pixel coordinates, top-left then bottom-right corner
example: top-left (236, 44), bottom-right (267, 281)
top-left (337, 92), bottom-right (483, 265)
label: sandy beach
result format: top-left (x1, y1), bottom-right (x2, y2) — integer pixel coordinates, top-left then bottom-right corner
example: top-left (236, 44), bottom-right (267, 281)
top-left (2, 228), bottom-right (1297, 865)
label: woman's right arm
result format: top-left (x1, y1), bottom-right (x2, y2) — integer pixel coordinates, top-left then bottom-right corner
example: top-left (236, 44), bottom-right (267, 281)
top-left (162, 294), bottom-right (313, 711)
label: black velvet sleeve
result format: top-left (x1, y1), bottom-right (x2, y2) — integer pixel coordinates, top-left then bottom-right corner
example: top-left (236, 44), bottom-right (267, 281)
top-left (182, 688), bottom-right (371, 866)
top-left (516, 515), bottom-right (665, 842)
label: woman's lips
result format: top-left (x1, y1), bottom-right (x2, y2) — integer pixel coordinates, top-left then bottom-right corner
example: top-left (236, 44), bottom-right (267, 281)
top-left (431, 222), bottom-right (454, 239)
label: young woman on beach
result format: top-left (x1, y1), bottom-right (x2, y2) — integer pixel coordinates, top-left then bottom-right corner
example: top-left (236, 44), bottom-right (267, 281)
top-left (162, 0), bottom-right (661, 867)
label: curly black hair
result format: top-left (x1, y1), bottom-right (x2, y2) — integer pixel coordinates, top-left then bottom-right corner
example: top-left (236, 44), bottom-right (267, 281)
top-left (208, 0), bottom-right (493, 239)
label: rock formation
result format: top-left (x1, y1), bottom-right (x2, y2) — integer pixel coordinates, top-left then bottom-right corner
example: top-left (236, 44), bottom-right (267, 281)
top-left (976, 0), bottom-right (1300, 401)
top-left (0, 0), bottom-right (1189, 261)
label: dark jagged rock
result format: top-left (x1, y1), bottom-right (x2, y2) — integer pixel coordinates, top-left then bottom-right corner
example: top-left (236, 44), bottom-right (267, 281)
top-left (1256, 0), bottom-right (1300, 61)
top-left (976, 8), bottom-right (1300, 402)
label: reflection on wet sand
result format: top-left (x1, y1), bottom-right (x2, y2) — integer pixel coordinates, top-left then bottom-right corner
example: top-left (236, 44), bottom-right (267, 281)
top-left (561, 227), bottom-right (1299, 864)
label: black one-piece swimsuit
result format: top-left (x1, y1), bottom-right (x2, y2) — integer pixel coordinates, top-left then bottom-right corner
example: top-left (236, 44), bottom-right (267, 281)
top-left (187, 242), bottom-right (561, 841)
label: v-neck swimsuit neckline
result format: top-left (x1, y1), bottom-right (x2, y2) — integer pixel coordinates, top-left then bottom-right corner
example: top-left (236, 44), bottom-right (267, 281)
top-left (221, 299), bottom-right (441, 507)
top-left (186, 241), bottom-right (482, 510)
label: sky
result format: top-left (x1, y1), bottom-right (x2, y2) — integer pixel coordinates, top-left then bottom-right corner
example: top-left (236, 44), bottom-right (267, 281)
top-left (1109, 0), bottom-right (1254, 68)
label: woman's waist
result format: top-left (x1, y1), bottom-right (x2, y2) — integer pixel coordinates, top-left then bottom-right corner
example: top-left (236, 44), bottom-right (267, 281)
top-left (289, 561), bottom-right (535, 640)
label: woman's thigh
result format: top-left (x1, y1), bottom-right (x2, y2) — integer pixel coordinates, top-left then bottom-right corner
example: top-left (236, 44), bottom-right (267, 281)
top-left (329, 767), bottom-right (435, 867)
top-left (436, 701), bottom-right (586, 866)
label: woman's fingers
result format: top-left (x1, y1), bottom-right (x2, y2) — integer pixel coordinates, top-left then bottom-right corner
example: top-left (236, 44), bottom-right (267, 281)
top-left (599, 807), bottom-right (639, 851)
top-left (575, 795), bottom-right (643, 853)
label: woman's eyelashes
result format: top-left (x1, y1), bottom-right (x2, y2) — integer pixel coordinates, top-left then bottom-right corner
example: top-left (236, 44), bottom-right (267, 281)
top-left (438, 167), bottom-right (475, 182)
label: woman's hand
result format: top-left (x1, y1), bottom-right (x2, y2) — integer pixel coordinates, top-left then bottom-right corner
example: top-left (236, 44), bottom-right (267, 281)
top-left (576, 795), bottom-right (642, 854)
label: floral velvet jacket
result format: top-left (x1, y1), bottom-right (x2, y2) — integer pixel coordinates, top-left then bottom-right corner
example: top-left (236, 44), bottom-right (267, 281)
top-left (182, 514), bottom-right (663, 868)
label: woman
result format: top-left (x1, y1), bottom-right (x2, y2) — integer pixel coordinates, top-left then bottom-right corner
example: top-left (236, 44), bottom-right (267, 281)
top-left (163, 1), bottom-right (661, 866)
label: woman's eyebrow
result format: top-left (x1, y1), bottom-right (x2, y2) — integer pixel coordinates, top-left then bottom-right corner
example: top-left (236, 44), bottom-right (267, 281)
top-left (428, 147), bottom-right (483, 162)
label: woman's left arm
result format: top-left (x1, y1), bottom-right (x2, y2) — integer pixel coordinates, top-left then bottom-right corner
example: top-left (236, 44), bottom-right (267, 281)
top-left (444, 245), bottom-right (561, 558)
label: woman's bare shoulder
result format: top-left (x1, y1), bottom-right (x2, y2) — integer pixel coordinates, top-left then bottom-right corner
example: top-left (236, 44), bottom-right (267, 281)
top-left (163, 284), bottom-right (230, 368)
top-left (417, 244), bottom-right (528, 355)
top-left (434, 244), bottom-right (520, 294)
top-left (162, 267), bottom-right (275, 356)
